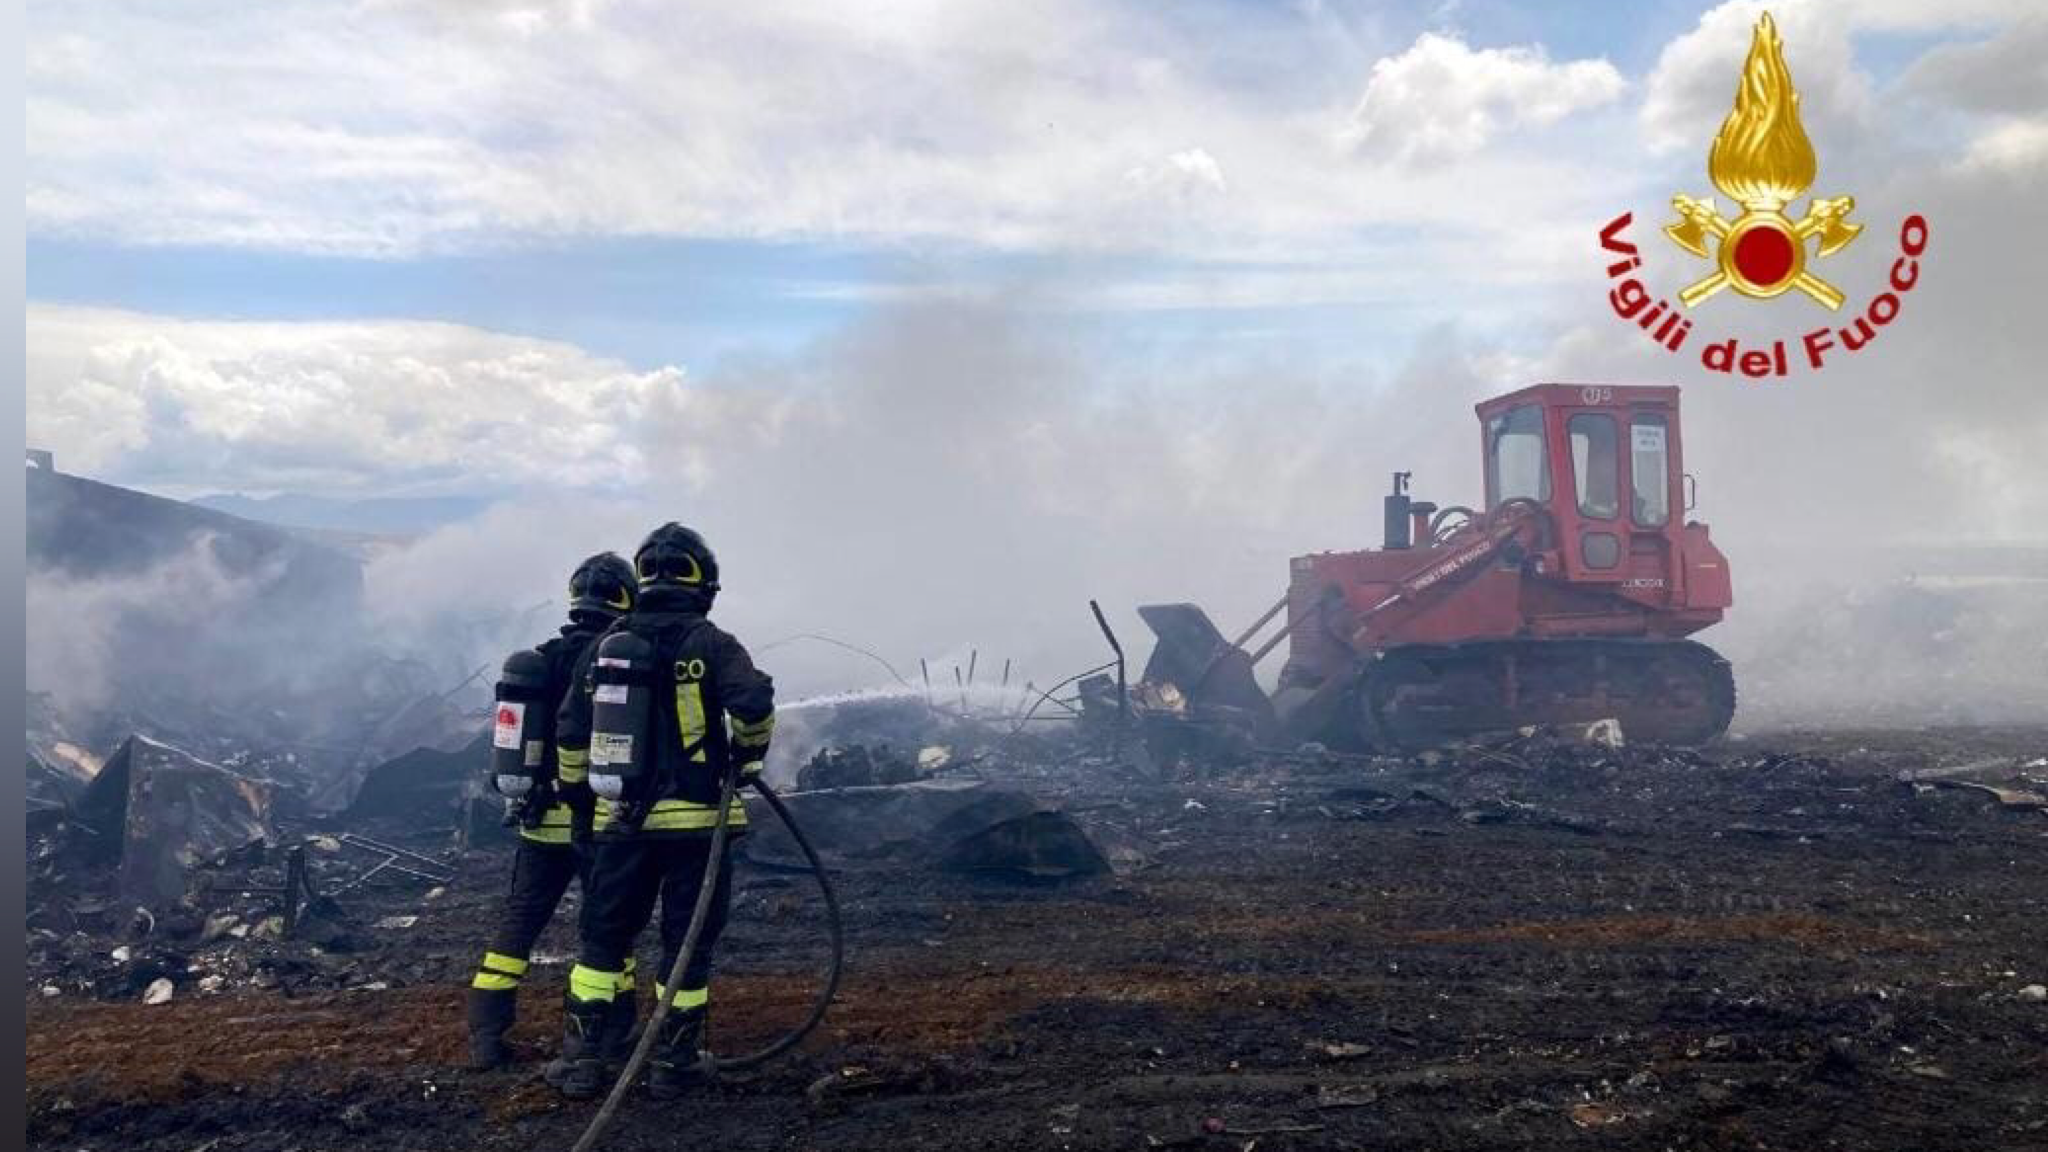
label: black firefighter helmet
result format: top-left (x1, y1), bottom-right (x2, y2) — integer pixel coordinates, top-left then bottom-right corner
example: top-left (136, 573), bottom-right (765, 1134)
top-left (568, 551), bottom-right (636, 618)
top-left (634, 523), bottom-right (721, 595)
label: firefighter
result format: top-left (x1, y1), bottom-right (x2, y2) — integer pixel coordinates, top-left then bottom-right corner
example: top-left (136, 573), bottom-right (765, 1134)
top-left (548, 523), bottom-right (774, 1101)
top-left (465, 552), bottom-right (638, 1071)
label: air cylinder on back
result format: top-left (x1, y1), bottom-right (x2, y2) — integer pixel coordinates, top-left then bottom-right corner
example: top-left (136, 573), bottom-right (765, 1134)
top-left (491, 648), bottom-right (551, 796)
top-left (589, 630), bottom-right (656, 796)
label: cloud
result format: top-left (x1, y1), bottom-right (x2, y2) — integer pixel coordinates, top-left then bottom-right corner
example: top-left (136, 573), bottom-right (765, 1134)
top-left (1122, 148), bottom-right (1228, 199)
top-left (26, 306), bottom-right (687, 494)
top-left (1638, 2), bottom-right (1870, 156)
top-left (1959, 116), bottom-right (2048, 172)
top-left (25, 2), bottom-right (1630, 265)
top-left (1900, 14), bottom-right (2048, 115)
top-left (31, 2), bottom-right (2047, 549)
top-left (1639, 0), bottom-right (2043, 157)
top-left (1343, 32), bottom-right (1624, 163)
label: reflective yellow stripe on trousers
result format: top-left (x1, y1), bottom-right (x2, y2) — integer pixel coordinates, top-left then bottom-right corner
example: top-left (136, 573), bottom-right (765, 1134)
top-left (569, 964), bottom-right (619, 1003)
top-left (472, 951), bottom-right (530, 992)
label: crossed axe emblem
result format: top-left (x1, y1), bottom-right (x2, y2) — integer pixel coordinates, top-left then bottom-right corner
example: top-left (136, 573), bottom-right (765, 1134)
top-left (1663, 195), bottom-right (1862, 309)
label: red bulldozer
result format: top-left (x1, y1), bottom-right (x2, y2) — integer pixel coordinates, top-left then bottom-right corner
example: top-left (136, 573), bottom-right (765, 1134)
top-left (1128, 383), bottom-right (1735, 750)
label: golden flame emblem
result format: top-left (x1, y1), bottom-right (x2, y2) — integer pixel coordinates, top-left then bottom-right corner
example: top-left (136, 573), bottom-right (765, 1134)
top-left (1664, 13), bottom-right (1860, 309)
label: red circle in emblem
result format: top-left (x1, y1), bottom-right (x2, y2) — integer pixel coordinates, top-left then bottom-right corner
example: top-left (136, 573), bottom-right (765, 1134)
top-left (1732, 224), bottom-right (1796, 287)
top-left (497, 706), bottom-right (518, 726)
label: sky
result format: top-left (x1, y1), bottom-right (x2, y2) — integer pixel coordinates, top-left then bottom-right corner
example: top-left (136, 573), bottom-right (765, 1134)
top-left (23, 0), bottom-right (2048, 704)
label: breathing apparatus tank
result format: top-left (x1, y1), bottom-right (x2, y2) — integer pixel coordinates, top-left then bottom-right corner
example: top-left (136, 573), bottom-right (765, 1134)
top-left (491, 648), bottom-right (552, 796)
top-left (589, 630), bottom-right (656, 800)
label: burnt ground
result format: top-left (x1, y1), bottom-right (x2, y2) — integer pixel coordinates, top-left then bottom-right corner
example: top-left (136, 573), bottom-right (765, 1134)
top-left (25, 725), bottom-right (2048, 1151)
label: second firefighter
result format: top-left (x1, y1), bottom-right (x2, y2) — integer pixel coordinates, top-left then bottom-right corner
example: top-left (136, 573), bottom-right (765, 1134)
top-left (467, 552), bottom-right (638, 1069)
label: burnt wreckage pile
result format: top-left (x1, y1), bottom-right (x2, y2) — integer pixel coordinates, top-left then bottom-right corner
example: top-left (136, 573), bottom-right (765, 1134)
top-left (24, 467), bottom-right (488, 998)
top-left (19, 464), bottom-right (1128, 1010)
top-left (24, 643), bottom-right (1138, 1007)
top-left (19, 548), bottom-right (2048, 1152)
top-left (26, 704), bottom-right (487, 1001)
top-left (26, 709), bottom-right (2048, 1152)
top-left (26, 729), bottom-right (465, 1001)
top-left (35, 648), bottom-right (2047, 1011)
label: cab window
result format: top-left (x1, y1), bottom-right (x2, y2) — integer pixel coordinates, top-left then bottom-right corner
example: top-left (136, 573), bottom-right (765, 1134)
top-left (1485, 405), bottom-right (1549, 507)
top-left (1568, 413), bottom-right (1618, 519)
top-left (1631, 415), bottom-right (1670, 526)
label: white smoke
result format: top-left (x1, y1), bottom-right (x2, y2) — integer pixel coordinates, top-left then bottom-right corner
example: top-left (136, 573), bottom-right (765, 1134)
top-left (25, 536), bottom-right (284, 715)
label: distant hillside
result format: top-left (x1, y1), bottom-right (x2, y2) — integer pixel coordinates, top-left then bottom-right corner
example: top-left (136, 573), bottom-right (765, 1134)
top-left (27, 466), bottom-right (368, 743)
top-left (29, 467), bottom-right (363, 595)
top-left (192, 491), bottom-right (489, 537)
top-left (25, 469), bottom-right (475, 814)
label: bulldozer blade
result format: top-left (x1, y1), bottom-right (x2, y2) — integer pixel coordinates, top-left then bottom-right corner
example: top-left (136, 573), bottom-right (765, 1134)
top-left (1135, 604), bottom-right (1277, 730)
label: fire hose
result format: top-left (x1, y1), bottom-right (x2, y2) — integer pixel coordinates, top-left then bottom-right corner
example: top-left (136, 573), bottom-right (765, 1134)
top-left (570, 771), bottom-right (843, 1152)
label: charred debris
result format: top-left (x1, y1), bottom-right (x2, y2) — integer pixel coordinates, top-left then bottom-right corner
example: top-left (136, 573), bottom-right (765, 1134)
top-left (20, 499), bottom-right (1128, 1003)
top-left (23, 469), bottom-right (2048, 1024)
top-left (28, 603), bottom-right (2048, 1009)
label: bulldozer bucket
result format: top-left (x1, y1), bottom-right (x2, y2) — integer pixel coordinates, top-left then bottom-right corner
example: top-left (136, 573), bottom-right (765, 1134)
top-left (1135, 604), bottom-right (1277, 732)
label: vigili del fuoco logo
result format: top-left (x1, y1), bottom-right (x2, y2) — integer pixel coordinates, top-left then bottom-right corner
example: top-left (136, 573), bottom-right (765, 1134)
top-left (1597, 12), bottom-right (1927, 380)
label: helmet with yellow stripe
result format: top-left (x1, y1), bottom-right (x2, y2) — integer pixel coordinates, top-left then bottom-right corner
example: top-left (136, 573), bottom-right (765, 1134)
top-left (568, 552), bottom-right (636, 619)
top-left (634, 523), bottom-right (720, 595)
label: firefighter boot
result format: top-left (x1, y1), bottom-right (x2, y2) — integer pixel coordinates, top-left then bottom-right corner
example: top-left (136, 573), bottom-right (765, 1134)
top-left (544, 997), bottom-right (611, 1100)
top-left (644, 1008), bottom-right (711, 1100)
top-left (465, 986), bottom-right (519, 1071)
top-left (601, 991), bottom-right (640, 1064)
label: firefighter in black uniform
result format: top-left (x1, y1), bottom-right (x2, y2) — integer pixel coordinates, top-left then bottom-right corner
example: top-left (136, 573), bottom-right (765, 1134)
top-left (465, 552), bottom-right (639, 1070)
top-left (548, 523), bottom-right (775, 1100)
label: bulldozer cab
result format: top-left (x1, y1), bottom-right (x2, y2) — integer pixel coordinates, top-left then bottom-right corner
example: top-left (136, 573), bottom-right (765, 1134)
top-left (1477, 383), bottom-right (1685, 587)
top-left (1122, 381), bottom-right (1729, 754)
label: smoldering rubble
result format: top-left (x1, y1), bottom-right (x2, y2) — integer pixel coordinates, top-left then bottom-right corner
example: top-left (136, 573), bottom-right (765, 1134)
top-left (25, 673), bottom-right (2048, 1152)
top-left (21, 465), bottom-right (2048, 1152)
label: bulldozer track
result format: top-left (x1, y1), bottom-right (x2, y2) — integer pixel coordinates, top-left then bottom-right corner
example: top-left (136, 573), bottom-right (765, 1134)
top-left (1360, 638), bottom-right (1735, 750)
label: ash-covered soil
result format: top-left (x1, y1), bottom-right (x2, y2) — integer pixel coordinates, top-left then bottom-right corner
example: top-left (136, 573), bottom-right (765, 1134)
top-left (26, 726), bottom-right (2048, 1151)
